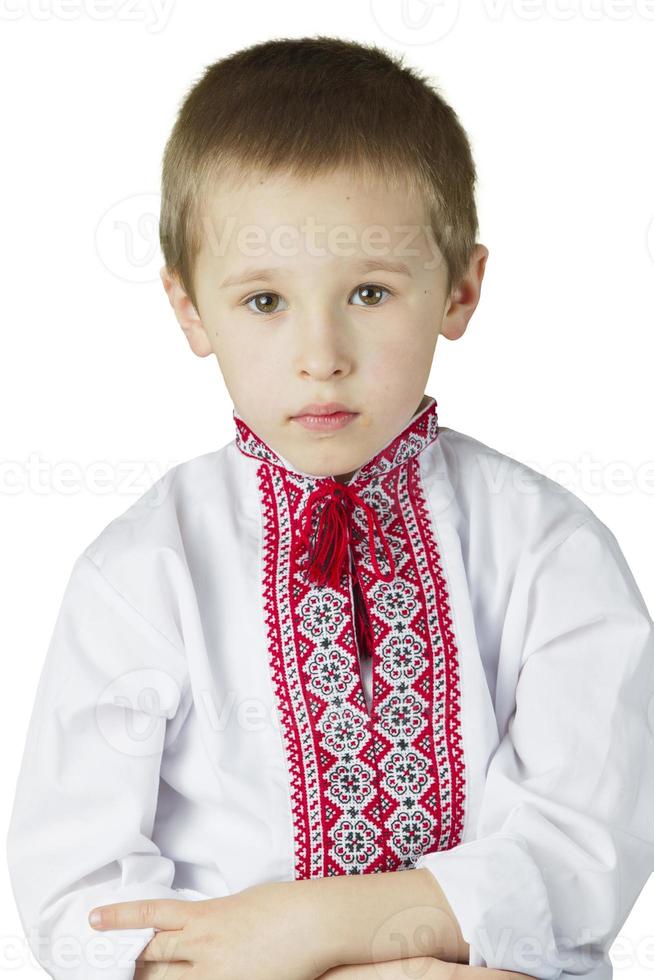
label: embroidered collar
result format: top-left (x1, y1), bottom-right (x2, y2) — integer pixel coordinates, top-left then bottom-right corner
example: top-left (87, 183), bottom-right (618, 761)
top-left (233, 396), bottom-right (439, 588)
top-left (233, 395), bottom-right (439, 486)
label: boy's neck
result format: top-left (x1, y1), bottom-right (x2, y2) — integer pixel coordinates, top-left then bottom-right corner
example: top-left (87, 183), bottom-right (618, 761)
top-left (233, 394), bottom-right (439, 486)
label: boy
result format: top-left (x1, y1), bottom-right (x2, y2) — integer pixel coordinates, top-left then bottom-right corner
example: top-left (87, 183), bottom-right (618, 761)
top-left (6, 34), bottom-right (654, 980)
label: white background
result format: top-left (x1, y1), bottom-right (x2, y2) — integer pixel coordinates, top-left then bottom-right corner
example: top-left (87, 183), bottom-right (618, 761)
top-left (1, 1), bottom-right (653, 977)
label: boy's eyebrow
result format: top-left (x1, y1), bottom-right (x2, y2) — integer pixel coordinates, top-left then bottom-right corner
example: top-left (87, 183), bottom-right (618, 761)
top-left (220, 258), bottom-right (413, 290)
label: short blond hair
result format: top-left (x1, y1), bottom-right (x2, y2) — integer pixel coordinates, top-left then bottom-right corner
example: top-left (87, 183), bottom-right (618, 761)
top-left (159, 35), bottom-right (480, 312)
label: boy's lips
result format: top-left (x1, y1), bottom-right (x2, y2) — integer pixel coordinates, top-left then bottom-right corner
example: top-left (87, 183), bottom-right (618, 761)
top-left (291, 411), bottom-right (357, 432)
top-left (291, 402), bottom-right (356, 418)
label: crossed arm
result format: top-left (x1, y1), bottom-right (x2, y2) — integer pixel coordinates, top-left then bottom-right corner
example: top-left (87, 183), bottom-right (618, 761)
top-left (126, 865), bottom-right (536, 980)
top-left (302, 868), bottom-right (534, 980)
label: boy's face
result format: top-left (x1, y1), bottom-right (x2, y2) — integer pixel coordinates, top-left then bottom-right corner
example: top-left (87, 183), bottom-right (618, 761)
top-left (161, 168), bottom-right (487, 484)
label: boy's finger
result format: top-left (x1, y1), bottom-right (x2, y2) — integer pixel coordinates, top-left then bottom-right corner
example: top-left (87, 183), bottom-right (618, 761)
top-left (88, 898), bottom-right (187, 931)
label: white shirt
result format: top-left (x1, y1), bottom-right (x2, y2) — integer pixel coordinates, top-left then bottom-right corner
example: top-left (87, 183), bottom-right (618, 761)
top-left (6, 395), bottom-right (654, 980)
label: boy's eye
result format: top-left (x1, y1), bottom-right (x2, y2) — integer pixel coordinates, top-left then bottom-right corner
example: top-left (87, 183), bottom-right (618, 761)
top-left (242, 292), bottom-right (285, 315)
top-left (241, 283), bottom-right (394, 316)
top-left (351, 284), bottom-right (393, 307)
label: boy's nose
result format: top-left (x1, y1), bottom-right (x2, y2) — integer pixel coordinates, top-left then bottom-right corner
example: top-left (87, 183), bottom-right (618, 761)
top-left (293, 320), bottom-right (353, 380)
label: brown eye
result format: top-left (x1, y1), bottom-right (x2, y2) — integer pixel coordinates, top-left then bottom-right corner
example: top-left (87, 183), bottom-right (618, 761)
top-left (352, 284), bottom-right (392, 307)
top-left (245, 292), bottom-right (282, 314)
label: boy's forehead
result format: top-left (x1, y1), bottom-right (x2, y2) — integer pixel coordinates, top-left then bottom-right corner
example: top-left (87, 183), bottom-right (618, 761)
top-left (201, 166), bottom-right (427, 227)
top-left (196, 168), bottom-right (438, 277)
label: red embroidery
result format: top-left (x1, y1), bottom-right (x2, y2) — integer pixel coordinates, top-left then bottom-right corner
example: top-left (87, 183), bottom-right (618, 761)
top-left (235, 400), bottom-right (466, 877)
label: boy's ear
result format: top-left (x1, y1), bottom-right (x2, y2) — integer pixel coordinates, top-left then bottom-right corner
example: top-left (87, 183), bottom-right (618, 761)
top-left (440, 244), bottom-right (489, 342)
top-left (159, 265), bottom-right (213, 358)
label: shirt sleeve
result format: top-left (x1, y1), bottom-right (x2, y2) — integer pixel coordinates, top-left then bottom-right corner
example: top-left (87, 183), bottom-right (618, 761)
top-left (414, 516), bottom-right (654, 980)
top-left (5, 553), bottom-right (216, 980)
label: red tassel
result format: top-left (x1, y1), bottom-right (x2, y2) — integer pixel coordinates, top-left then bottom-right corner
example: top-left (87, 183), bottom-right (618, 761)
top-left (295, 481), bottom-right (396, 589)
top-left (299, 486), bottom-right (353, 587)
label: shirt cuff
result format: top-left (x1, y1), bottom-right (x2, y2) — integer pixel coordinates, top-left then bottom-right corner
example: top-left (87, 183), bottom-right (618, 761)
top-left (415, 832), bottom-right (563, 979)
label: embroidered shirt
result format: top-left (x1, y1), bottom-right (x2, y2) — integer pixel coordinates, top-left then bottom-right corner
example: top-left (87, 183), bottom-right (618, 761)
top-left (7, 394), bottom-right (654, 980)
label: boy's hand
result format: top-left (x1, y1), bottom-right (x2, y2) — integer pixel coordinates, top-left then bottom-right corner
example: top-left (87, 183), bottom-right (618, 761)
top-left (89, 882), bottom-right (328, 979)
top-left (89, 891), bottom-right (540, 980)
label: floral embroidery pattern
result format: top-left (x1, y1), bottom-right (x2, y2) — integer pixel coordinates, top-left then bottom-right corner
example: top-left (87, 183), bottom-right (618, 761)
top-left (328, 761), bottom-right (375, 807)
top-left (380, 632), bottom-right (426, 681)
top-left (298, 590), bottom-right (346, 638)
top-left (235, 398), bottom-right (466, 878)
top-left (306, 646), bottom-right (354, 698)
